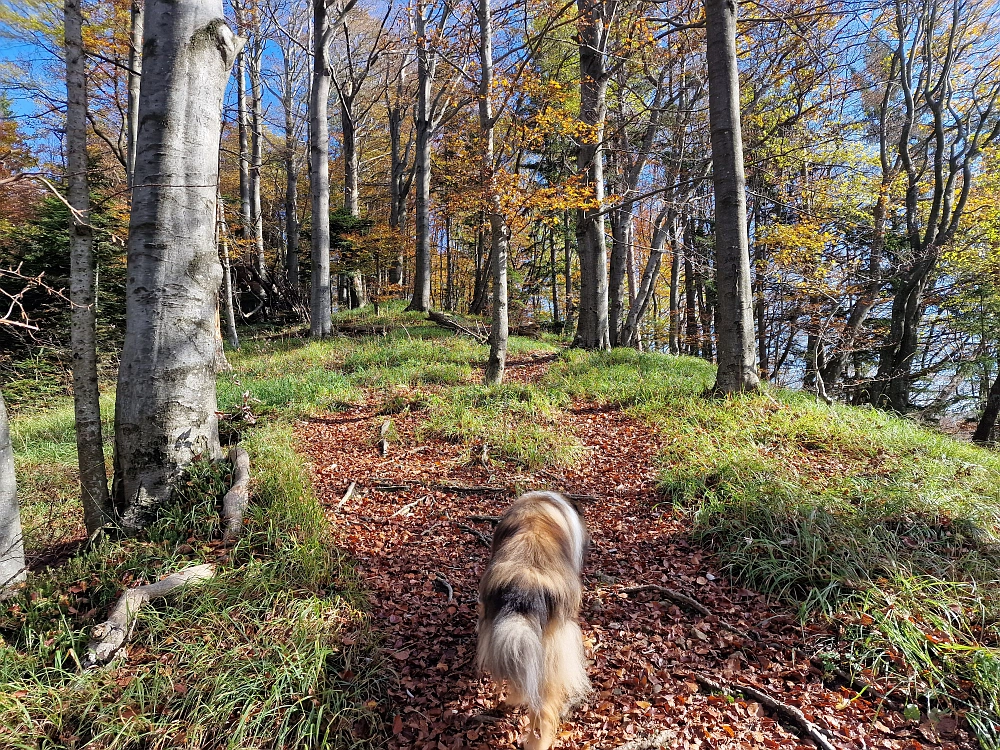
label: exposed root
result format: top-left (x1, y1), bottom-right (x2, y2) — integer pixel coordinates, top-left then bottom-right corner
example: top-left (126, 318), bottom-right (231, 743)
top-left (221, 446), bottom-right (251, 545)
top-left (82, 564), bottom-right (215, 668)
top-left (613, 729), bottom-right (678, 750)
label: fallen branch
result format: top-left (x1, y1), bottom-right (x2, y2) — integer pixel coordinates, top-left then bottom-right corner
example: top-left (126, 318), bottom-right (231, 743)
top-left (456, 522), bottom-right (491, 547)
top-left (221, 446), bottom-right (251, 545)
top-left (82, 564), bottom-right (215, 668)
top-left (420, 521), bottom-right (445, 536)
top-left (565, 493), bottom-right (599, 503)
top-left (372, 483), bottom-right (410, 491)
top-left (427, 310), bottom-right (488, 344)
top-left (613, 729), bottom-right (678, 750)
top-left (437, 483), bottom-right (505, 493)
top-left (336, 481), bottom-right (357, 512)
top-left (391, 497), bottom-right (426, 518)
top-left (467, 514), bottom-right (501, 524)
top-left (623, 584), bottom-right (711, 617)
top-left (693, 674), bottom-right (837, 750)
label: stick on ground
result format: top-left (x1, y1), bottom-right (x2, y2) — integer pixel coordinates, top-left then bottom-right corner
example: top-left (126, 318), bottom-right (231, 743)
top-left (83, 563), bottom-right (215, 668)
top-left (694, 673), bottom-right (837, 750)
top-left (336, 481), bottom-right (357, 512)
top-left (613, 729), bottom-right (678, 750)
top-left (221, 446), bottom-right (251, 545)
top-left (455, 522), bottom-right (491, 547)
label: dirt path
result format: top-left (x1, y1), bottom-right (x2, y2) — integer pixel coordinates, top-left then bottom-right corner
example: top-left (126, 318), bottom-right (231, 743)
top-left (297, 361), bottom-right (966, 750)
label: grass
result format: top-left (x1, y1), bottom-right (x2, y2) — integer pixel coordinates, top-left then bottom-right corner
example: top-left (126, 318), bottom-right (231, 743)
top-left (549, 349), bottom-right (1000, 746)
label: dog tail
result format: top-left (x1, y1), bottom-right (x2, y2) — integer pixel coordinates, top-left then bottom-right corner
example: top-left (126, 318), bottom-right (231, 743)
top-left (544, 617), bottom-right (591, 707)
top-left (478, 610), bottom-right (546, 711)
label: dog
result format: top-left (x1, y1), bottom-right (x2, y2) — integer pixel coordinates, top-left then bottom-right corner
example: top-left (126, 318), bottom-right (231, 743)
top-left (477, 491), bottom-right (591, 750)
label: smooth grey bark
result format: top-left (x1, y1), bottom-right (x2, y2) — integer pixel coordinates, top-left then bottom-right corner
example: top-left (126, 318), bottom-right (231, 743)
top-left (247, 42), bottom-right (267, 286)
top-left (0, 389), bottom-right (24, 591)
top-left (407, 0), bottom-right (435, 312)
top-left (973, 361), bottom-right (1000, 444)
top-left (668, 238), bottom-right (681, 354)
top-left (126, 0), bottom-right (143, 187)
top-left (684, 245), bottom-right (699, 355)
top-left (572, 0), bottom-right (612, 350)
top-left (218, 196), bottom-right (239, 349)
top-left (705, 0), bottom-right (759, 393)
top-left (66, 0), bottom-right (112, 534)
top-left (479, 0), bottom-right (508, 385)
top-left (386, 52), bottom-right (414, 285)
top-left (236, 51), bottom-right (253, 245)
top-left (310, 0), bottom-right (333, 336)
top-left (112, 0), bottom-right (240, 533)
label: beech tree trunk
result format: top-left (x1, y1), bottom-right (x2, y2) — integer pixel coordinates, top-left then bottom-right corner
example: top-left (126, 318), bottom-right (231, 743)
top-left (248, 44), bottom-right (267, 285)
top-left (112, 0), bottom-right (239, 533)
top-left (0, 389), bottom-right (24, 591)
top-left (282, 52), bottom-right (300, 290)
top-left (973, 362), bottom-right (1000, 444)
top-left (408, 7), bottom-right (434, 312)
top-left (479, 0), bottom-right (508, 385)
top-left (668, 236), bottom-right (681, 354)
top-left (620, 212), bottom-right (669, 349)
top-left (66, 0), bottom-right (112, 534)
top-left (309, 0), bottom-right (333, 336)
top-left (126, 0), bottom-right (143, 187)
top-left (218, 197), bottom-right (240, 349)
top-left (387, 55), bottom-right (413, 286)
top-left (572, 0), bottom-right (611, 350)
top-left (236, 50), bottom-right (253, 248)
top-left (705, 0), bottom-right (759, 393)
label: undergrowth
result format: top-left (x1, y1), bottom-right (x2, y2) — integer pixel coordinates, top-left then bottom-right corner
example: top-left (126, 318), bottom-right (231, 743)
top-left (0, 422), bottom-right (382, 749)
top-left (551, 349), bottom-right (1000, 747)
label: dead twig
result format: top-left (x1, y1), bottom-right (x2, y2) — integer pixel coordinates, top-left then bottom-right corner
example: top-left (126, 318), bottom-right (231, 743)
top-left (432, 571), bottom-right (454, 601)
top-left (467, 514), bottom-right (501, 524)
top-left (372, 483), bottom-right (410, 491)
top-left (455, 522), bottom-right (491, 547)
top-left (391, 496), bottom-right (427, 517)
top-left (623, 584), bottom-right (750, 639)
top-left (221, 446), bottom-right (251, 545)
top-left (437, 484), bottom-right (505, 493)
top-left (420, 521), bottom-right (444, 536)
top-left (427, 310), bottom-right (488, 344)
top-left (693, 673), bottom-right (838, 750)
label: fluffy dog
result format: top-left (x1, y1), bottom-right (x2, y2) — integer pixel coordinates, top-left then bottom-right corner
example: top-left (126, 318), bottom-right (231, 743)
top-left (477, 491), bottom-right (590, 750)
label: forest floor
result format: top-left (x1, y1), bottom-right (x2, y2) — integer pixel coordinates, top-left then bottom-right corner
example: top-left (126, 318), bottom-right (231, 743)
top-left (6, 305), bottom-right (1000, 750)
top-left (297, 352), bottom-right (973, 750)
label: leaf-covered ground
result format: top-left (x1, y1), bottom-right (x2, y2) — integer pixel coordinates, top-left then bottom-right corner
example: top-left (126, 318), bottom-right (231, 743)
top-left (298, 357), bottom-right (974, 750)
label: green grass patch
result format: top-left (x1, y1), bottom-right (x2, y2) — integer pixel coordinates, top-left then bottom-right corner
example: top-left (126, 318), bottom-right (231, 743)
top-left (422, 382), bottom-right (582, 468)
top-left (0, 422), bottom-right (383, 750)
top-left (550, 350), bottom-right (1000, 744)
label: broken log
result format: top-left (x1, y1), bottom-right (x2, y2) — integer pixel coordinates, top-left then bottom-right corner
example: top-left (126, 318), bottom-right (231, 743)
top-left (427, 310), bottom-right (488, 344)
top-left (221, 446), bottom-right (251, 545)
top-left (82, 563), bottom-right (215, 668)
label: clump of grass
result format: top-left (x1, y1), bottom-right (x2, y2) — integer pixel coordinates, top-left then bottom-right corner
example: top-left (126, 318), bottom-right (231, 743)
top-left (0, 422), bottom-right (383, 750)
top-left (422, 382), bottom-right (582, 468)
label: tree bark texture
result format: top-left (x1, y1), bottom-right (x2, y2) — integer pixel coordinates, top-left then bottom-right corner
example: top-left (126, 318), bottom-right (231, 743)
top-left (973, 361), bottom-right (1000, 444)
top-left (218, 196), bottom-right (240, 349)
top-left (309, 0), bottom-right (333, 336)
top-left (112, 0), bottom-right (239, 533)
top-left (705, 0), bottom-right (759, 393)
top-left (408, 4), bottom-right (434, 312)
top-left (572, 0), bottom-right (611, 350)
top-left (0, 389), bottom-right (24, 591)
top-left (479, 0), bottom-right (508, 385)
top-left (127, 0), bottom-right (144, 187)
top-left (67, 0), bottom-right (112, 533)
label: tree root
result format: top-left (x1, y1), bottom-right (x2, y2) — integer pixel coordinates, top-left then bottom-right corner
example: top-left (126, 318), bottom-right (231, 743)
top-left (455, 522), bottom-right (491, 547)
top-left (221, 446), bottom-right (251, 545)
top-left (623, 584), bottom-right (752, 639)
top-left (694, 673), bottom-right (838, 750)
top-left (82, 563), bottom-right (215, 668)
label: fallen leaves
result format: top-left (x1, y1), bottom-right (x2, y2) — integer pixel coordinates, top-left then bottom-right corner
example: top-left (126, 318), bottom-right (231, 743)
top-left (295, 357), bottom-right (974, 750)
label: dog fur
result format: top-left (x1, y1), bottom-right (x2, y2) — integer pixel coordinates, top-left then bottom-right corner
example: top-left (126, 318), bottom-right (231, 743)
top-left (477, 491), bottom-right (591, 750)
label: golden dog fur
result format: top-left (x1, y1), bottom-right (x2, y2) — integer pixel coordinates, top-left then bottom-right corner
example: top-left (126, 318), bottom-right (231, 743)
top-left (477, 491), bottom-right (590, 749)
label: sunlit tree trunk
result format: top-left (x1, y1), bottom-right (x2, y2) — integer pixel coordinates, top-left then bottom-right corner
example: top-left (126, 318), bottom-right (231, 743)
top-left (218, 196), bottom-right (240, 349)
top-left (66, 0), bottom-right (112, 534)
top-left (0, 389), bottom-right (24, 591)
top-left (126, 0), bottom-right (143, 187)
top-left (479, 0), bottom-right (508, 384)
top-left (408, 1), bottom-right (434, 312)
top-left (706, 0), bottom-right (759, 393)
top-left (973, 361), bottom-right (1000, 444)
top-left (309, 0), bottom-right (333, 336)
top-left (112, 0), bottom-right (239, 533)
top-left (248, 43), bottom-right (267, 286)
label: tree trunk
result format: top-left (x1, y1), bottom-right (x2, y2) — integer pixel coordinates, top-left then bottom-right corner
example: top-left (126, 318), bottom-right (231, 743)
top-left (608, 202), bottom-right (631, 347)
top-left (668, 233), bottom-right (681, 354)
top-left (973, 361), bottom-right (1000, 444)
top-left (236, 51), bottom-right (253, 246)
top-left (342, 100), bottom-right (360, 217)
top-left (0, 388), bottom-right (25, 591)
top-left (218, 196), bottom-right (239, 349)
top-left (282, 54), bottom-right (300, 291)
top-left (705, 0), bottom-right (759, 393)
top-left (550, 225), bottom-right (560, 325)
top-left (309, 0), bottom-right (332, 336)
top-left (479, 0), bottom-right (508, 384)
top-left (126, 0), bottom-right (143, 188)
top-left (620, 214), bottom-right (669, 349)
top-left (469, 222), bottom-right (491, 315)
top-left (684, 249), bottom-right (699, 356)
top-left (386, 65), bottom-right (412, 286)
top-left (572, 0), bottom-right (610, 350)
top-left (564, 210), bottom-right (573, 331)
top-left (408, 14), bottom-right (433, 313)
top-left (112, 0), bottom-right (239, 533)
top-left (66, 0), bottom-right (112, 534)
top-left (248, 44), bottom-right (267, 285)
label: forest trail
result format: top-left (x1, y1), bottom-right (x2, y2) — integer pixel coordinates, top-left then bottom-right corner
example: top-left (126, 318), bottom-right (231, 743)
top-left (297, 358), bottom-right (966, 750)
